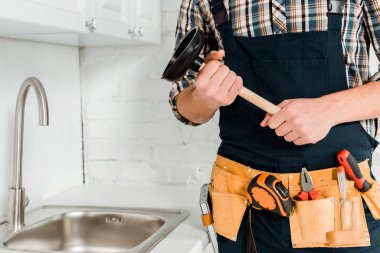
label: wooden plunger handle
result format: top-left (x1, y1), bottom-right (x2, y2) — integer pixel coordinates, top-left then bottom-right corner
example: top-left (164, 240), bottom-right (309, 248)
top-left (239, 87), bottom-right (280, 115)
top-left (199, 63), bottom-right (280, 115)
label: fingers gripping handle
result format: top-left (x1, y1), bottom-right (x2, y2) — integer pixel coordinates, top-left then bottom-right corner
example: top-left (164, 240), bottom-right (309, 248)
top-left (199, 63), bottom-right (281, 115)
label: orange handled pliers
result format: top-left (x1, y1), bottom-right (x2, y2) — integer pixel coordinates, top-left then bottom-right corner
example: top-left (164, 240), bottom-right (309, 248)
top-left (296, 167), bottom-right (319, 201)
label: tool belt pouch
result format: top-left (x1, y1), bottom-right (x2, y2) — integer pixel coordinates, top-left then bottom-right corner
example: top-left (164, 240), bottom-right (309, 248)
top-left (361, 181), bottom-right (380, 220)
top-left (208, 163), bottom-right (249, 241)
top-left (289, 180), bottom-right (370, 248)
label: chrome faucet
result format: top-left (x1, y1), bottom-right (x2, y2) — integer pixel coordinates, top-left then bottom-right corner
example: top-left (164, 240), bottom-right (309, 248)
top-left (7, 77), bottom-right (49, 230)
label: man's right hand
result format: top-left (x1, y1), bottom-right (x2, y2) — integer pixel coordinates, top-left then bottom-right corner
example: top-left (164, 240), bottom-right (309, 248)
top-left (176, 50), bottom-right (243, 124)
top-left (194, 50), bottom-right (243, 109)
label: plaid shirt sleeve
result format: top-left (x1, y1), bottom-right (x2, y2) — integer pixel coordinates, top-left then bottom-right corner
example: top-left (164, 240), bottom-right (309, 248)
top-left (169, 0), bottom-right (220, 125)
top-left (363, 0), bottom-right (380, 81)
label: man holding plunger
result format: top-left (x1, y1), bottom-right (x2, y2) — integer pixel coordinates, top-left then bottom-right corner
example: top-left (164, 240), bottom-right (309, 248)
top-left (166, 0), bottom-right (380, 252)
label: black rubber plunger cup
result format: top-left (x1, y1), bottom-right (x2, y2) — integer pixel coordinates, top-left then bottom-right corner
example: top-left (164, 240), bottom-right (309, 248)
top-left (162, 27), bottom-right (205, 82)
top-left (161, 27), bottom-right (280, 115)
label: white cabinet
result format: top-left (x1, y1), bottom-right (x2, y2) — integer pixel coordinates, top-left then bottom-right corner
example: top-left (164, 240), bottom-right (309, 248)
top-left (82, 0), bottom-right (161, 45)
top-left (129, 0), bottom-right (161, 44)
top-left (0, 0), bottom-right (87, 33)
top-left (21, 0), bottom-right (84, 14)
top-left (0, 0), bottom-right (161, 46)
top-left (89, 0), bottom-right (130, 37)
top-left (95, 0), bottom-right (126, 23)
top-left (79, 0), bottom-right (132, 46)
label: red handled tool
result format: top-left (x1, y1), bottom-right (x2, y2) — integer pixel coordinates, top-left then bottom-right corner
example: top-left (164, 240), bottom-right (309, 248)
top-left (247, 174), bottom-right (294, 217)
top-left (296, 167), bottom-right (320, 201)
top-left (337, 150), bottom-right (371, 192)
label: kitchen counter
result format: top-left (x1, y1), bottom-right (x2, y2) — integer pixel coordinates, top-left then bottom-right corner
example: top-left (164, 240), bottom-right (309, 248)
top-left (33, 184), bottom-right (212, 253)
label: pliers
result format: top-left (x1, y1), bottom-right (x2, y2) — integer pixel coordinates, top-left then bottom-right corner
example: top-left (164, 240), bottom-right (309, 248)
top-left (296, 167), bottom-right (319, 201)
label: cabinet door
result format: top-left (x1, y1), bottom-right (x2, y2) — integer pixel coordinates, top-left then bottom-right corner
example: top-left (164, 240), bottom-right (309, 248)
top-left (130, 0), bottom-right (161, 43)
top-left (21, 0), bottom-right (84, 14)
top-left (0, 0), bottom-right (87, 33)
top-left (0, 0), bottom-right (160, 46)
top-left (90, 0), bottom-right (130, 38)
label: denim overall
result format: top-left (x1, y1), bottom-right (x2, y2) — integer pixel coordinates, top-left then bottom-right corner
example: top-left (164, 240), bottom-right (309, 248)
top-left (210, 0), bottom-right (380, 252)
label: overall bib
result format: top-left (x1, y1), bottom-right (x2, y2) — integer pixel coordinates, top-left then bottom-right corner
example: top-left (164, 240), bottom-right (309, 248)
top-left (209, 0), bottom-right (380, 252)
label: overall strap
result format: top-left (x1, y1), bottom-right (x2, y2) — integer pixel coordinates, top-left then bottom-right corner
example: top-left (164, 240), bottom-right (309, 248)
top-left (210, 0), bottom-right (234, 42)
top-left (327, 0), bottom-right (344, 31)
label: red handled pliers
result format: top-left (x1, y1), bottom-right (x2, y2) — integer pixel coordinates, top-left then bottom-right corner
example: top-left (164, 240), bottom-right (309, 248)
top-left (296, 167), bottom-right (319, 201)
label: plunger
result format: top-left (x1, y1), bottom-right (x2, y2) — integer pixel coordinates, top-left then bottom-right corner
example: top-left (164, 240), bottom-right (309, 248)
top-left (162, 27), bottom-right (280, 115)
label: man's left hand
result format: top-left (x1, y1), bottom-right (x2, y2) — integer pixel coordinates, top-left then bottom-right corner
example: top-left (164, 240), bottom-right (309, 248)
top-left (260, 98), bottom-right (335, 145)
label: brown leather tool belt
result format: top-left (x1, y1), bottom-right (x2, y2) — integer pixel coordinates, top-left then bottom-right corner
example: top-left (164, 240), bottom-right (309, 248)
top-left (207, 155), bottom-right (380, 248)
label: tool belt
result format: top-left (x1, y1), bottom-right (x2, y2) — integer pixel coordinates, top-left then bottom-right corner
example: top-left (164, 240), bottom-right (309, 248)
top-left (206, 155), bottom-right (380, 248)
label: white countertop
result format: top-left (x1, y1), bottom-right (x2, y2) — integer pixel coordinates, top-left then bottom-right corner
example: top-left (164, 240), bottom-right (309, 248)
top-left (39, 184), bottom-right (211, 253)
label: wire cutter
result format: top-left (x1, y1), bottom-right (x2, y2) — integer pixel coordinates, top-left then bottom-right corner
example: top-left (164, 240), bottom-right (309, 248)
top-left (296, 167), bottom-right (319, 201)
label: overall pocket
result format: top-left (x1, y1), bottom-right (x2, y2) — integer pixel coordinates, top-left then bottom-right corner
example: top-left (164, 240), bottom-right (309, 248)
top-left (249, 58), bottom-right (328, 105)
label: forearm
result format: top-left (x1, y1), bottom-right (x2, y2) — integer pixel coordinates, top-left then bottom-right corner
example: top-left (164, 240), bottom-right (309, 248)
top-left (176, 86), bottom-right (219, 124)
top-left (323, 81), bottom-right (380, 125)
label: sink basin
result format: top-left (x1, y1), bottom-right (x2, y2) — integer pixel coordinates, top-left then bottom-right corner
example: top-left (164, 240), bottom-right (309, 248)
top-left (5, 212), bottom-right (164, 252)
top-left (0, 205), bottom-right (189, 253)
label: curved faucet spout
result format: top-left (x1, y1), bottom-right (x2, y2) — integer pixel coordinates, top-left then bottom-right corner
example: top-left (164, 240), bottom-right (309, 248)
top-left (13, 77), bottom-right (49, 189)
top-left (7, 77), bottom-right (49, 230)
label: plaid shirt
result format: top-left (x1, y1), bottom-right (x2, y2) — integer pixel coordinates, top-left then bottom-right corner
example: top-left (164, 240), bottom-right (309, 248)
top-left (169, 0), bottom-right (380, 138)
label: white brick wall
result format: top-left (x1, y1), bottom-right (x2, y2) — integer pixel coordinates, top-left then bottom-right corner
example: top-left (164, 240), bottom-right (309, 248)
top-left (81, 0), bottom-right (380, 186)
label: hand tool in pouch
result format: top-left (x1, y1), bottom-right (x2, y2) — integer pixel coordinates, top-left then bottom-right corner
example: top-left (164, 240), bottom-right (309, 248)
top-left (296, 167), bottom-right (320, 201)
top-left (337, 166), bottom-right (347, 204)
top-left (247, 174), bottom-right (294, 217)
top-left (199, 184), bottom-right (219, 253)
top-left (337, 165), bottom-right (352, 230)
top-left (337, 150), bottom-right (371, 192)
top-left (161, 27), bottom-right (281, 115)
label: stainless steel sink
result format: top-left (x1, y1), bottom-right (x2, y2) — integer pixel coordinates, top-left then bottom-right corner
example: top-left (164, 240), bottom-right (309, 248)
top-left (0, 205), bottom-right (190, 253)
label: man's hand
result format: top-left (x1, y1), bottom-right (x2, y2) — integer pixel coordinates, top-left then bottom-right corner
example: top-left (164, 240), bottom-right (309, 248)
top-left (176, 50), bottom-right (243, 124)
top-left (260, 98), bottom-right (335, 145)
top-left (194, 50), bottom-right (243, 109)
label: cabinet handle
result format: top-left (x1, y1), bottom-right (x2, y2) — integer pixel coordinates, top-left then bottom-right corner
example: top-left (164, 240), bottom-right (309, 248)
top-left (138, 26), bottom-right (144, 36)
top-left (128, 26), bottom-right (144, 38)
top-left (128, 26), bottom-right (138, 38)
top-left (129, 27), bottom-right (137, 36)
top-left (86, 18), bottom-right (97, 32)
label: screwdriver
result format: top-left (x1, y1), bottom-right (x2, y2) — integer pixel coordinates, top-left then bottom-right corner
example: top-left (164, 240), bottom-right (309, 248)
top-left (337, 166), bottom-right (347, 204)
top-left (337, 150), bottom-right (371, 192)
top-left (337, 161), bottom-right (352, 231)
